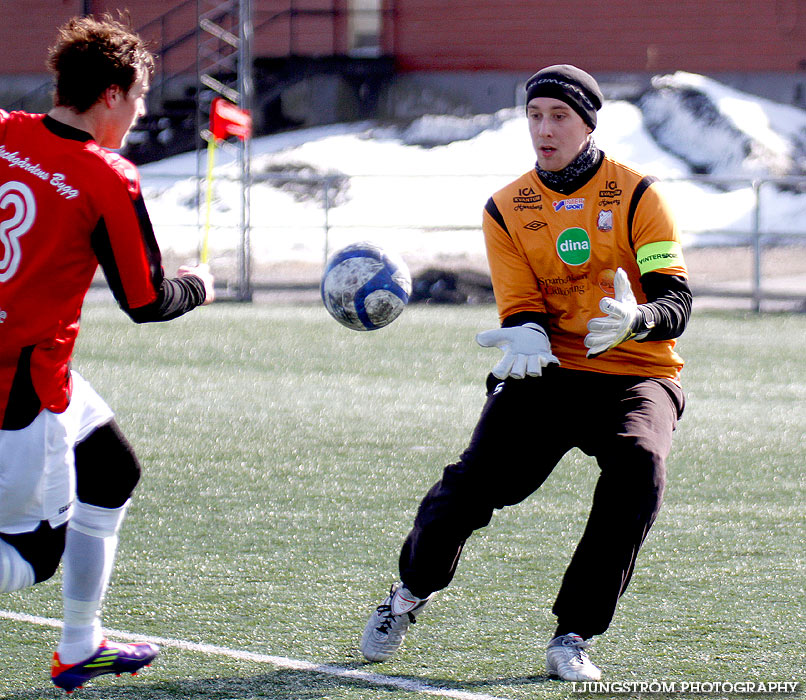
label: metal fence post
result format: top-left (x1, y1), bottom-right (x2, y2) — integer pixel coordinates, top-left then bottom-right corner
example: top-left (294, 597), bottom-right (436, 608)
top-left (323, 176), bottom-right (331, 266)
top-left (752, 180), bottom-right (762, 313)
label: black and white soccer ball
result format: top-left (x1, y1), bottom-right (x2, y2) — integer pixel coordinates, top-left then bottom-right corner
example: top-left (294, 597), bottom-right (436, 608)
top-left (321, 242), bottom-right (412, 331)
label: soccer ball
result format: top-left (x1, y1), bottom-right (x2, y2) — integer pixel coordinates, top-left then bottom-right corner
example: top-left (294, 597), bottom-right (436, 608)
top-left (321, 242), bottom-right (412, 331)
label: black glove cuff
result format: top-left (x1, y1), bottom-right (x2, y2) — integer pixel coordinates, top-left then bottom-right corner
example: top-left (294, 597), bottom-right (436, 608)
top-left (501, 311), bottom-right (551, 338)
top-left (632, 306), bottom-right (656, 341)
top-left (522, 322), bottom-right (549, 340)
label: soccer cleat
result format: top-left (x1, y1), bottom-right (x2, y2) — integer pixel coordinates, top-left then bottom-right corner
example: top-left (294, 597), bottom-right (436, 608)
top-left (360, 582), bottom-right (431, 661)
top-left (51, 639), bottom-right (159, 693)
top-left (546, 633), bottom-right (602, 681)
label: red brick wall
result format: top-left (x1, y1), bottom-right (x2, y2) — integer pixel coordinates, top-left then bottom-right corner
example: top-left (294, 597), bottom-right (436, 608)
top-left (253, 0), bottom-right (348, 56)
top-left (390, 0), bottom-right (806, 73)
top-left (0, 0), bottom-right (349, 75)
top-left (1, 0), bottom-right (804, 75)
top-left (0, 1), bottom-right (195, 75)
top-left (0, 1), bottom-right (83, 75)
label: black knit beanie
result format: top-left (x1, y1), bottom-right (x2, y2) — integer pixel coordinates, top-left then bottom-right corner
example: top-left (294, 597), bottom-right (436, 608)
top-left (524, 64), bottom-right (603, 130)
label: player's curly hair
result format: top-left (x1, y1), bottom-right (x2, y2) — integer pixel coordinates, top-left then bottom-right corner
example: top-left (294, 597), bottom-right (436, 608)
top-left (47, 14), bottom-right (154, 113)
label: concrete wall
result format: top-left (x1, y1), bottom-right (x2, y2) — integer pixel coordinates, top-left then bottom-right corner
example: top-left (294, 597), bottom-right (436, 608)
top-left (376, 71), bottom-right (806, 121)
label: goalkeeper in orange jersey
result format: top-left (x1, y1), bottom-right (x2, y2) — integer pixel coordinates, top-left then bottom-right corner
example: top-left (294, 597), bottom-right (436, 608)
top-left (360, 64), bottom-right (691, 681)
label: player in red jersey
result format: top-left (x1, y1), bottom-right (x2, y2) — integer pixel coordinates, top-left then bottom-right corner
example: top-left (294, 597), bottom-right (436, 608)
top-left (0, 15), bottom-right (214, 692)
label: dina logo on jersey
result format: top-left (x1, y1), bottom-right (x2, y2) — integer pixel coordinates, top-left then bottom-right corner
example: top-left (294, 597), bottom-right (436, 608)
top-left (556, 228), bottom-right (591, 265)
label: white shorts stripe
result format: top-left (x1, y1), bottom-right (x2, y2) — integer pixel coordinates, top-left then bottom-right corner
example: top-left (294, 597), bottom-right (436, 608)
top-left (0, 371), bottom-right (113, 534)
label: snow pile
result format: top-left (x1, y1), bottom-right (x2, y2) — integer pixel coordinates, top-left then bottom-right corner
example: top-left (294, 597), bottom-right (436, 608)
top-left (398, 112), bottom-right (503, 147)
top-left (139, 73), bottom-right (806, 265)
top-left (638, 71), bottom-right (806, 177)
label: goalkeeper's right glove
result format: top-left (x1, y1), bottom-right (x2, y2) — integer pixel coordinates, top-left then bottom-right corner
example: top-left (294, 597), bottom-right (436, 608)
top-left (476, 322), bottom-right (560, 380)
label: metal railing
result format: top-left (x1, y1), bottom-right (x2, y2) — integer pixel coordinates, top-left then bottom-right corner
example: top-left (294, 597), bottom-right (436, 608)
top-left (139, 170), bottom-right (806, 310)
top-left (660, 176), bottom-right (806, 310)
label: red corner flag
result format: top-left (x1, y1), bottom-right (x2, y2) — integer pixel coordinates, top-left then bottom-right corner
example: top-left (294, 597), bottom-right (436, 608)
top-left (210, 97), bottom-right (252, 141)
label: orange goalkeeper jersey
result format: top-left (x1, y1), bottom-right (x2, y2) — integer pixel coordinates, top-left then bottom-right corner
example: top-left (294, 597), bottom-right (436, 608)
top-left (483, 156), bottom-right (687, 382)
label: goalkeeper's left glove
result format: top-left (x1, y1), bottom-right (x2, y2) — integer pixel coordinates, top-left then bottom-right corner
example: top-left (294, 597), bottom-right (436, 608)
top-left (584, 267), bottom-right (653, 358)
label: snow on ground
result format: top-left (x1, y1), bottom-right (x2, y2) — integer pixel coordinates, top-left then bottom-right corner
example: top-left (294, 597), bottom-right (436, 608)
top-left (138, 73), bottom-right (806, 268)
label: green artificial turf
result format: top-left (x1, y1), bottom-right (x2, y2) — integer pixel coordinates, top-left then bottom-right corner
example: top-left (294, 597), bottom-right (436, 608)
top-left (0, 302), bottom-right (803, 699)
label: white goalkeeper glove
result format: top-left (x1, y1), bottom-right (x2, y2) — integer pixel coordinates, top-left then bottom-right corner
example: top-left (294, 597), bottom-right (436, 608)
top-left (584, 267), bottom-right (651, 358)
top-left (476, 322), bottom-right (559, 379)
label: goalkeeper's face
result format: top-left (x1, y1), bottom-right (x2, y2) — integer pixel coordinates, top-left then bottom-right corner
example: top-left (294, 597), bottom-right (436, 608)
top-left (527, 97), bottom-right (592, 172)
top-left (101, 69), bottom-right (149, 150)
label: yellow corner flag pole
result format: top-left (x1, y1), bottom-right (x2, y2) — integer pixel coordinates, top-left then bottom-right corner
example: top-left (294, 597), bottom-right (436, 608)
top-left (201, 136), bottom-right (217, 265)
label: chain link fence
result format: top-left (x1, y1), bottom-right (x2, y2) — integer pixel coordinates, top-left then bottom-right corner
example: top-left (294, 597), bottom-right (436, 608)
top-left (141, 171), bottom-right (806, 311)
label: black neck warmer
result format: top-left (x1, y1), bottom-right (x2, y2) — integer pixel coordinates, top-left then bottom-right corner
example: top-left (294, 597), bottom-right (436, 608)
top-left (535, 138), bottom-right (603, 195)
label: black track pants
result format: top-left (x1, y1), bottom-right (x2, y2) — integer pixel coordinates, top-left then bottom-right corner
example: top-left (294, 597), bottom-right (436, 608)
top-left (398, 366), bottom-right (684, 637)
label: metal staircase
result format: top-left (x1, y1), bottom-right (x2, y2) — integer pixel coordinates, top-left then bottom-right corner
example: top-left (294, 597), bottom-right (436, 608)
top-left (7, 2), bottom-right (394, 164)
top-left (119, 0), bottom-right (254, 299)
top-left (196, 0), bottom-right (253, 301)
top-left (123, 0), bottom-right (394, 164)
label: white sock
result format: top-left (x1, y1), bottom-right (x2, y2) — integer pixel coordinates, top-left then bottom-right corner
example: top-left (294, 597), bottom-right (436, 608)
top-left (58, 500), bottom-right (129, 664)
top-left (0, 539), bottom-right (35, 592)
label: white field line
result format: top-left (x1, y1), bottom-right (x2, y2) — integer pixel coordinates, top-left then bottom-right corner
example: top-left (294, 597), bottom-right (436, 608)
top-left (0, 609), bottom-right (515, 700)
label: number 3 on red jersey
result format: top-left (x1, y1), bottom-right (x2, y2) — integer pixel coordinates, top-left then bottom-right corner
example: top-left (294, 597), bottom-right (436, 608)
top-left (0, 181), bottom-right (36, 283)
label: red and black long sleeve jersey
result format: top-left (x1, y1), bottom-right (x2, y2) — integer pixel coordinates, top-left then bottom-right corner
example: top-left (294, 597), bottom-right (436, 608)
top-left (0, 111), bottom-right (204, 430)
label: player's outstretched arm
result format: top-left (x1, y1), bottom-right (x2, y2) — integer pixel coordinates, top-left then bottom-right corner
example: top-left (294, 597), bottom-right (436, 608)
top-left (124, 264), bottom-right (214, 324)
